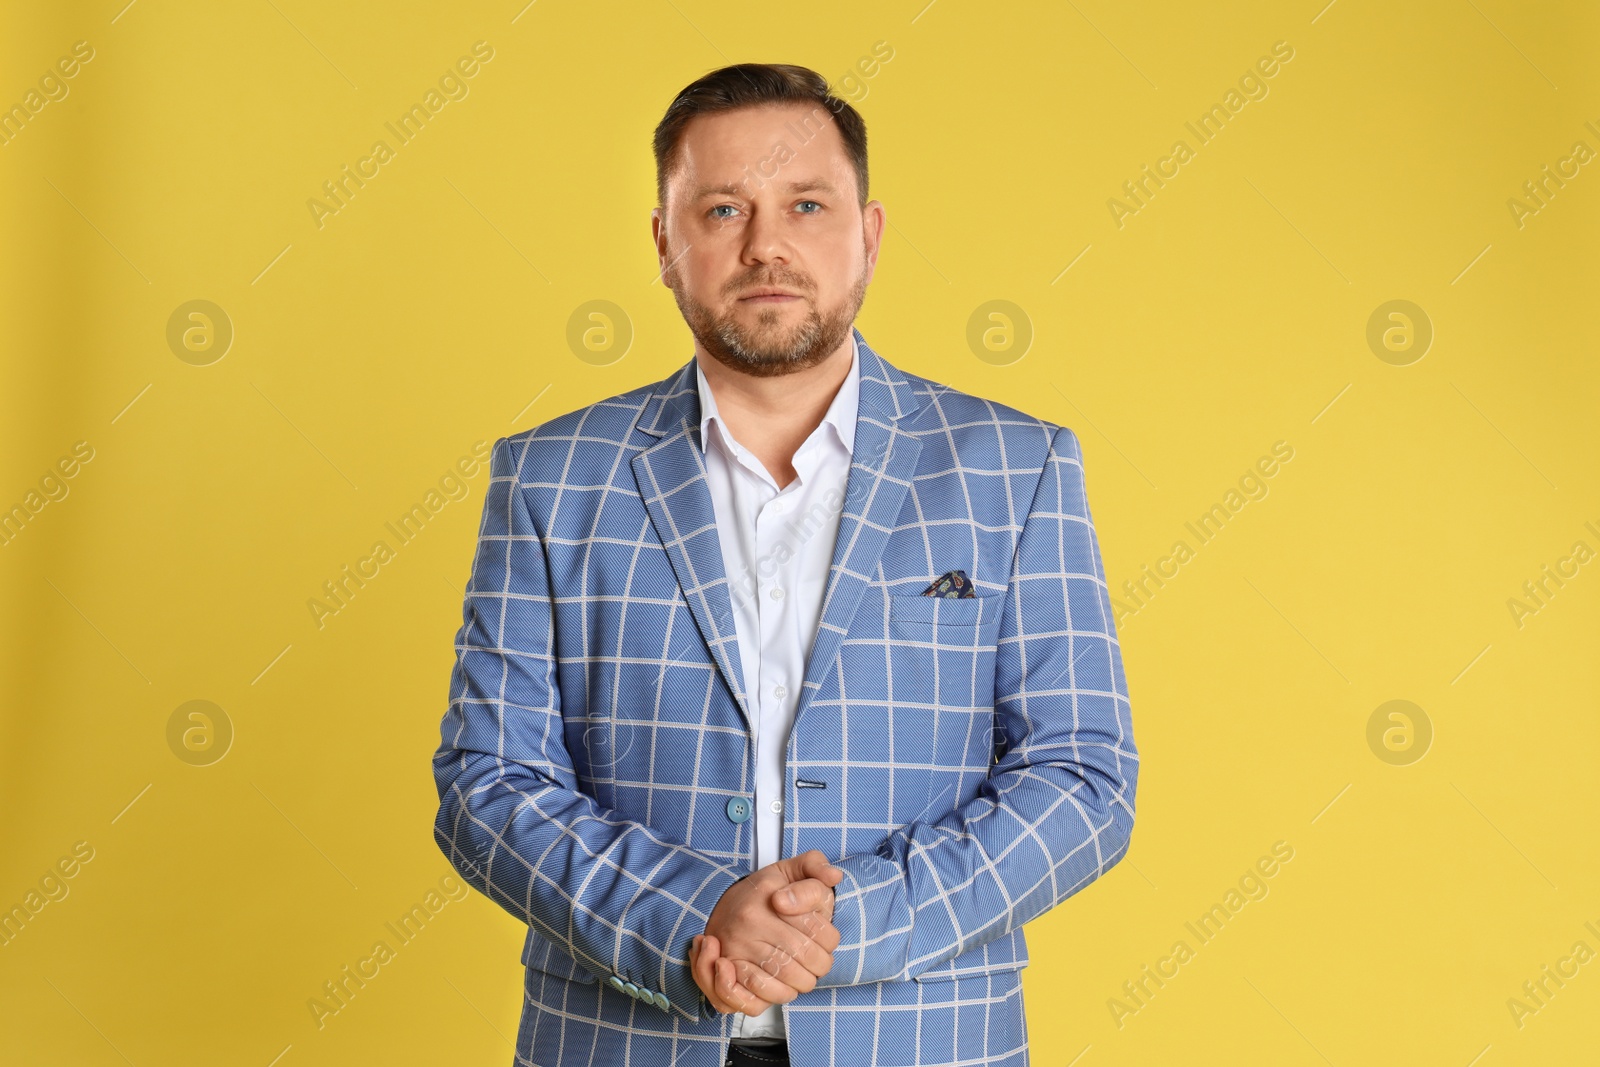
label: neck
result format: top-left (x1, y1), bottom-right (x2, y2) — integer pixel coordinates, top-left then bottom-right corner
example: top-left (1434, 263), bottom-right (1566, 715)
top-left (697, 331), bottom-right (853, 433)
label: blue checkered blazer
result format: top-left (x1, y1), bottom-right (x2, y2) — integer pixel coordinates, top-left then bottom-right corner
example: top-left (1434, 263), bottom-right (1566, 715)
top-left (432, 328), bottom-right (1138, 1066)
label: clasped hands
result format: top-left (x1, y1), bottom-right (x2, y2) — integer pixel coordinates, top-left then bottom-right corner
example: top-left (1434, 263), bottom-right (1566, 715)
top-left (690, 849), bottom-right (844, 1016)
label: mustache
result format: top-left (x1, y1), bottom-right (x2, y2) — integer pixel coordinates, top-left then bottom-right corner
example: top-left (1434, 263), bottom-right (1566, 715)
top-left (724, 271), bottom-right (812, 298)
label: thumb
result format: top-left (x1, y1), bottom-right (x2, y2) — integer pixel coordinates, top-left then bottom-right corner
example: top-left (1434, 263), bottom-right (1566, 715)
top-left (772, 877), bottom-right (834, 916)
top-left (798, 849), bottom-right (843, 886)
top-left (771, 854), bottom-right (808, 884)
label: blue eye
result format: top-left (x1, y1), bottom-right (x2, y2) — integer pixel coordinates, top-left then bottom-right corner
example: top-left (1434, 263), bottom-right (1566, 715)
top-left (796, 201), bottom-right (822, 213)
top-left (709, 205), bottom-right (738, 219)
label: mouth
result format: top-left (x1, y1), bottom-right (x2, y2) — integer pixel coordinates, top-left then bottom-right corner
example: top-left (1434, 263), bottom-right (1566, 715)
top-left (737, 288), bottom-right (803, 304)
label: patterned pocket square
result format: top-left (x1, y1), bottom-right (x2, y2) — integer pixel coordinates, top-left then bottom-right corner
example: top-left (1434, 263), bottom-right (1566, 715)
top-left (920, 569), bottom-right (976, 598)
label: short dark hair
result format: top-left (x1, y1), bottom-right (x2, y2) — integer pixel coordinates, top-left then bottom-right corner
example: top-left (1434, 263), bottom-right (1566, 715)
top-left (652, 63), bottom-right (869, 211)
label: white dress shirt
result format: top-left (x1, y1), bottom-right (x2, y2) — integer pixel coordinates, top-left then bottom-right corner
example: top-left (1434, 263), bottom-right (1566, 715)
top-left (695, 335), bottom-right (860, 1043)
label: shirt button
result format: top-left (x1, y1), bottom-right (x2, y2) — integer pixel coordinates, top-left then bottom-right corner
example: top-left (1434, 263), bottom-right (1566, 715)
top-left (773, 684), bottom-right (787, 700)
top-left (726, 796), bottom-right (752, 823)
top-left (770, 586), bottom-right (785, 600)
top-left (769, 800), bottom-right (783, 814)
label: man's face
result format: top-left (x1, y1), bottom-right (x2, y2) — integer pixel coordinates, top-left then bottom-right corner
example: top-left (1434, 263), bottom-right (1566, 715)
top-left (652, 103), bottom-right (885, 378)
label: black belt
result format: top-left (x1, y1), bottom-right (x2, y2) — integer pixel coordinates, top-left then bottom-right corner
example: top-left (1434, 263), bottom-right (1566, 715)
top-left (726, 1040), bottom-right (789, 1065)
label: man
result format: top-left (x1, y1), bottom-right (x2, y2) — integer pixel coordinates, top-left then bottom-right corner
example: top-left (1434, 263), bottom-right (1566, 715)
top-left (432, 63), bottom-right (1137, 1067)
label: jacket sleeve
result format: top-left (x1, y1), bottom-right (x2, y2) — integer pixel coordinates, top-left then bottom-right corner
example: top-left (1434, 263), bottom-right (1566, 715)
top-left (431, 436), bottom-right (742, 1023)
top-left (818, 424), bottom-right (1139, 986)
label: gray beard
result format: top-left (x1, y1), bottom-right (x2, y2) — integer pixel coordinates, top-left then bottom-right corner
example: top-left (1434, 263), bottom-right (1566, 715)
top-left (668, 259), bottom-right (868, 380)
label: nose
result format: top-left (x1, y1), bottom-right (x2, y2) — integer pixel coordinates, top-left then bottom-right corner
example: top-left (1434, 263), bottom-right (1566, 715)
top-left (741, 203), bottom-right (791, 267)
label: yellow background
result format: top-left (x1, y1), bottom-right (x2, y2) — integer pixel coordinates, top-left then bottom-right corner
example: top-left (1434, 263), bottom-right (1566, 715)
top-left (2, 1), bottom-right (1597, 1064)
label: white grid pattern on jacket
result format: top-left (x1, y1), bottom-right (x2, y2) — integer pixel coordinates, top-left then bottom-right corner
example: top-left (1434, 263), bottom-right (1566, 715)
top-left (432, 327), bottom-right (1138, 1067)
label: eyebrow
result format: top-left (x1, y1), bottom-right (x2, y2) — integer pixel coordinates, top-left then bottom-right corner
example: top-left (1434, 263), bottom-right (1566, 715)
top-left (691, 177), bottom-right (838, 201)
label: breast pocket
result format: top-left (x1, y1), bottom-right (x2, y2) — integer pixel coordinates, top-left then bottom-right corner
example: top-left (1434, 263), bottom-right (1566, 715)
top-left (883, 592), bottom-right (1003, 712)
top-left (884, 591), bottom-right (993, 627)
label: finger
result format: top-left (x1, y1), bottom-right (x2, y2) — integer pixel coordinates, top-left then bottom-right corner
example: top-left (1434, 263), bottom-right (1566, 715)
top-left (717, 956), bottom-right (772, 1015)
top-left (817, 917), bottom-right (841, 954)
top-left (714, 956), bottom-right (744, 1014)
top-left (771, 877), bottom-right (832, 916)
top-left (765, 945), bottom-right (826, 994)
top-left (731, 954), bottom-right (806, 1003)
top-left (691, 935), bottom-right (717, 1010)
top-left (770, 899), bottom-right (840, 952)
top-left (771, 895), bottom-right (838, 959)
top-left (784, 906), bottom-right (841, 966)
top-left (778, 909), bottom-right (841, 958)
top-left (713, 956), bottom-right (745, 1015)
top-left (768, 919), bottom-right (837, 977)
top-left (693, 934), bottom-right (736, 1015)
top-left (743, 921), bottom-right (835, 985)
top-left (705, 936), bottom-right (754, 1017)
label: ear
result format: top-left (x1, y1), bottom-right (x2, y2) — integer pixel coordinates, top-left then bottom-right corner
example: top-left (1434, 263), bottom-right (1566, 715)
top-left (650, 208), bottom-right (673, 285)
top-left (861, 199), bottom-right (886, 285)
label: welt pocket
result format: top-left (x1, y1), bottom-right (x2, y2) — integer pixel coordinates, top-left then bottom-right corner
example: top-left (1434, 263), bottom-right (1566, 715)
top-left (912, 958), bottom-right (1029, 983)
top-left (885, 591), bottom-right (1000, 626)
top-left (520, 927), bottom-right (598, 984)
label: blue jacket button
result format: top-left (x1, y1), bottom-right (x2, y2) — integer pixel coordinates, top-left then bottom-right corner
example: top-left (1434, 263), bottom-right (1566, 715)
top-left (624, 981), bottom-right (641, 998)
top-left (608, 976), bottom-right (626, 993)
top-left (726, 796), bottom-right (751, 823)
top-left (652, 990), bottom-right (670, 1010)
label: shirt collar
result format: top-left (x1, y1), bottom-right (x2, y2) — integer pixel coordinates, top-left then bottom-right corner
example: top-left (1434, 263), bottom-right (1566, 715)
top-left (695, 332), bottom-right (860, 458)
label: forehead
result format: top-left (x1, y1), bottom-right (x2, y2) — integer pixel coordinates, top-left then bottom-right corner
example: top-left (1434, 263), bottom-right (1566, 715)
top-left (670, 102), bottom-right (851, 198)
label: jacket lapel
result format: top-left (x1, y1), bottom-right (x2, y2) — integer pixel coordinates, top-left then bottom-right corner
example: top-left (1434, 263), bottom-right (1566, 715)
top-left (631, 359), bottom-right (754, 732)
top-left (629, 329), bottom-right (928, 736)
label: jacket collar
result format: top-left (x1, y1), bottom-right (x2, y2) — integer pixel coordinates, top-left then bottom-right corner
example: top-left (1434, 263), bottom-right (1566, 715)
top-left (636, 326), bottom-right (924, 443)
top-left (629, 326), bottom-right (928, 734)
top-left (694, 330), bottom-right (862, 458)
